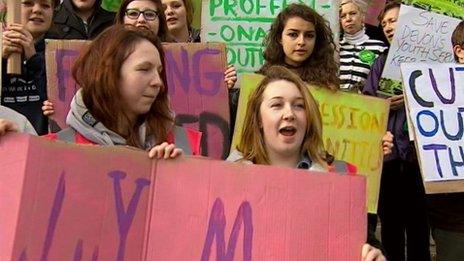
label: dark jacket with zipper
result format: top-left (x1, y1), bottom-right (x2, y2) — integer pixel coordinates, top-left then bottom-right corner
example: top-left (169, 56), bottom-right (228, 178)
top-left (47, 0), bottom-right (115, 40)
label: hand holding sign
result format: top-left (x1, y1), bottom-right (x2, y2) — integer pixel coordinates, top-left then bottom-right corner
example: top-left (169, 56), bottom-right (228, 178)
top-left (387, 94), bottom-right (404, 110)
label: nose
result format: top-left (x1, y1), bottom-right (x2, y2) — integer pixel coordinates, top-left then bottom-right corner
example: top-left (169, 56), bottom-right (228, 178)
top-left (151, 71), bottom-right (163, 90)
top-left (32, 3), bottom-right (42, 13)
top-left (165, 5), bottom-right (173, 15)
top-left (296, 34), bottom-right (305, 46)
top-left (137, 13), bottom-right (147, 23)
top-left (282, 104), bottom-right (295, 121)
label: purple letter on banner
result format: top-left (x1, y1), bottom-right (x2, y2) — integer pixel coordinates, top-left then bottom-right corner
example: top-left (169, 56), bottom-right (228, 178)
top-left (201, 198), bottom-right (253, 261)
top-left (108, 171), bottom-right (150, 261)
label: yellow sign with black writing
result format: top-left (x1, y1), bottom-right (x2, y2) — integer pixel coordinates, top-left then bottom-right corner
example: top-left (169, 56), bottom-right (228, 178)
top-left (232, 73), bottom-right (390, 213)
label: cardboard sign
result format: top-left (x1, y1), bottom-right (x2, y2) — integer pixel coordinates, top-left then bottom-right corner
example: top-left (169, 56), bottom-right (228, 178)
top-left (163, 43), bottom-right (230, 159)
top-left (0, 133), bottom-right (366, 260)
top-left (201, 0), bottom-right (340, 73)
top-left (45, 40), bottom-right (89, 130)
top-left (378, 4), bottom-right (462, 97)
top-left (46, 41), bottom-right (230, 159)
top-left (363, 0), bottom-right (386, 26)
top-left (232, 73), bottom-right (389, 213)
top-left (401, 63), bottom-right (464, 193)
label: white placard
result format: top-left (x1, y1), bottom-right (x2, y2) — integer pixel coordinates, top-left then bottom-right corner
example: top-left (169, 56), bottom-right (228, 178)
top-left (383, 5), bottom-right (460, 81)
top-left (402, 63), bottom-right (464, 181)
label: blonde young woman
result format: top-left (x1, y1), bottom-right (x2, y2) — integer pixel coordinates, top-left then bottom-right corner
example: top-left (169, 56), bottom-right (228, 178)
top-left (228, 65), bottom-right (388, 261)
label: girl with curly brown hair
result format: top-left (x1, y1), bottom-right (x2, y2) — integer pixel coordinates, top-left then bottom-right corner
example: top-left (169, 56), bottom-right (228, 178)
top-left (258, 3), bottom-right (339, 90)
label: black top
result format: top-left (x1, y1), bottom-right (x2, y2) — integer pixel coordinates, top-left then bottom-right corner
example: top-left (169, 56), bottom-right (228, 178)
top-left (2, 39), bottom-right (48, 135)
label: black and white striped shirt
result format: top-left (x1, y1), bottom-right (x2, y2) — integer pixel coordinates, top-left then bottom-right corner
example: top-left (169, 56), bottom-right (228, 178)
top-left (339, 37), bottom-right (387, 92)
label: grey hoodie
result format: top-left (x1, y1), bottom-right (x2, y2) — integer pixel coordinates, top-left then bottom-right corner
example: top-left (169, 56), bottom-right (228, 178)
top-left (66, 89), bottom-right (156, 149)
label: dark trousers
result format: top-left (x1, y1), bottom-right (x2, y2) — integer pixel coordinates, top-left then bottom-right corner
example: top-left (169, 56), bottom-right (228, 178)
top-left (378, 159), bottom-right (430, 261)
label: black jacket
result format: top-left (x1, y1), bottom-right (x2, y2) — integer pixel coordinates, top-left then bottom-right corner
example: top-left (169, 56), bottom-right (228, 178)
top-left (48, 0), bottom-right (115, 40)
top-left (1, 39), bottom-right (48, 135)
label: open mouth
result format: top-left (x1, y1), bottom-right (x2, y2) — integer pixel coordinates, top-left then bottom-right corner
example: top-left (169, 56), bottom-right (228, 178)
top-left (166, 17), bottom-right (177, 23)
top-left (279, 126), bottom-right (297, 136)
top-left (29, 17), bottom-right (44, 23)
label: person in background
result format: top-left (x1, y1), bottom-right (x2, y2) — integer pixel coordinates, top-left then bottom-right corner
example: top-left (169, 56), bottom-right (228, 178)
top-left (162, 0), bottom-right (198, 42)
top-left (115, 0), bottom-right (174, 42)
top-left (48, 0), bottom-right (114, 39)
top-left (427, 20), bottom-right (464, 261)
top-left (45, 25), bottom-right (200, 158)
top-left (258, 3), bottom-right (339, 90)
top-left (2, 0), bottom-right (58, 135)
top-left (362, 1), bottom-right (430, 260)
top-left (339, 0), bottom-right (387, 92)
top-left (339, 0), bottom-right (388, 250)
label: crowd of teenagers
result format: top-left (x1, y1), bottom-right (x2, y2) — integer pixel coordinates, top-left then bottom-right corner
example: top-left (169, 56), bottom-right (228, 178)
top-left (1, 0), bottom-right (463, 260)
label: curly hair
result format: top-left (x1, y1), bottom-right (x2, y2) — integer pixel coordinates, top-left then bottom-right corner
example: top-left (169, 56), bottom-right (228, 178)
top-left (238, 65), bottom-right (327, 167)
top-left (72, 25), bottom-right (174, 148)
top-left (258, 3), bottom-right (339, 90)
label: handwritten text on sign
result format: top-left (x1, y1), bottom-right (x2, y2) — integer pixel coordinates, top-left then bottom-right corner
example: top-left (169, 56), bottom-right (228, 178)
top-left (382, 5), bottom-right (460, 81)
top-left (201, 0), bottom-right (339, 73)
top-left (402, 63), bottom-right (464, 182)
top-left (45, 40), bottom-right (88, 130)
top-left (0, 134), bottom-right (366, 260)
top-left (163, 43), bottom-right (230, 159)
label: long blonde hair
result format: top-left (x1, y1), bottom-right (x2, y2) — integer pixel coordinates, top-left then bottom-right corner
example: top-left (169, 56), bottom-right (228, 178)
top-left (238, 66), bottom-right (327, 167)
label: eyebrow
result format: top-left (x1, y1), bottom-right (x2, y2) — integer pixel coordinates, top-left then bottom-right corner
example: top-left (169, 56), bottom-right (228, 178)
top-left (285, 28), bottom-right (316, 33)
top-left (269, 96), bottom-right (304, 100)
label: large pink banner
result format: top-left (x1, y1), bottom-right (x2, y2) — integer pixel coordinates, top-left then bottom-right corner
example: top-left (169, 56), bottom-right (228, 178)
top-left (1, 134), bottom-right (366, 260)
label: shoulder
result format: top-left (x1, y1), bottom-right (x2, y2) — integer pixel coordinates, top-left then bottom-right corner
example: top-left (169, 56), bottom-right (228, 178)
top-left (226, 150), bottom-right (253, 164)
top-left (190, 28), bottom-right (201, 42)
top-left (44, 128), bottom-right (96, 145)
top-left (0, 106), bottom-right (37, 135)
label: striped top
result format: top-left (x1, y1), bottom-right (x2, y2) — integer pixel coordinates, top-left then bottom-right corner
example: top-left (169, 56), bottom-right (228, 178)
top-left (339, 38), bottom-right (387, 92)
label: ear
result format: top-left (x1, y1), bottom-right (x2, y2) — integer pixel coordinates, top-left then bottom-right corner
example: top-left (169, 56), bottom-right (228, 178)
top-left (454, 45), bottom-right (464, 63)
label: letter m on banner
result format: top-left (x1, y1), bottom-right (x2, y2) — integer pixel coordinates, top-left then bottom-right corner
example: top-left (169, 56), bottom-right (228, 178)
top-left (201, 198), bottom-right (253, 261)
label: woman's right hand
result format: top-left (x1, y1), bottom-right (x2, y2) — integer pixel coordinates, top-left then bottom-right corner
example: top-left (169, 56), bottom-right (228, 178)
top-left (2, 26), bottom-right (23, 59)
top-left (42, 100), bottom-right (55, 117)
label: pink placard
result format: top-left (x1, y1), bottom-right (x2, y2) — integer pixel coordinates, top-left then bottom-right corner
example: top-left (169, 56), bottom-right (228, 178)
top-left (364, 0), bottom-right (387, 26)
top-left (45, 40), bottom-right (89, 131)
top-left (1, 134), bottom-right (366, 260)
top-left (163, 43), bottom-right (230, 159)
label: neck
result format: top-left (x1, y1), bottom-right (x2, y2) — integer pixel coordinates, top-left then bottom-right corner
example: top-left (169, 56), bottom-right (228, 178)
top-left (76, 8), bottom-right (94, 22)
top-left (172, 26), bottom-right (190, 42)
top-left (117, 113), bottom-right (136, 138)
top-left (344, 27), bottom-right (368, 44)
top-left (267, 150), bottom-right (301, 168)
top-left (32, 33), bottom-right (44, 43)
